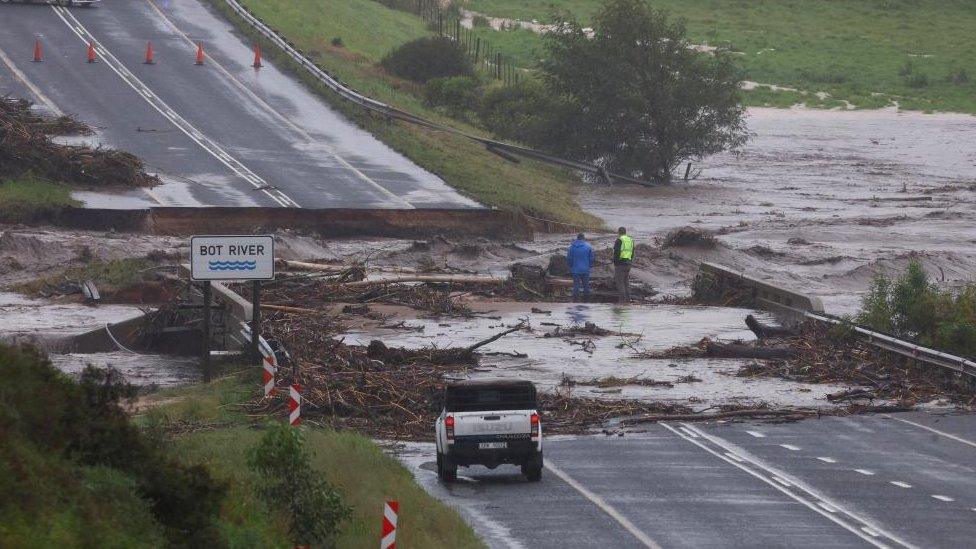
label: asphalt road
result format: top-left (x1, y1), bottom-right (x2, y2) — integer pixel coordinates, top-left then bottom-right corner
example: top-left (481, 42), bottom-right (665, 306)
top-left (398, 411), bottom-right (976, 548)
top-left (0, 0), bottom-right (479, 209)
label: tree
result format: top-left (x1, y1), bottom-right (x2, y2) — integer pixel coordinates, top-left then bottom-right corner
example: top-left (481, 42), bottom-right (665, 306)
top-left (541, 0), bottom-right (747, 182)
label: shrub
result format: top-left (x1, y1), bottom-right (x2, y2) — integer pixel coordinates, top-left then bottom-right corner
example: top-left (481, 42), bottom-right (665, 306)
top-left (906, 72), bottom-right (929, 88)
top-left (424, 76), bottom-right (481, 116)
top-left (380, 36), bottom-right (473, 83)
top-left (946, 67), bottom-right (970, 85)
top-left (472, 14), bottom-right (491, 27)
top-left (249, 423), bottom-right (351, 548)
top-left (331, 36), bottom-right (343, 47)
top-left (857, 260), bottom-right (976, 357)
top-left (480, 79), bottom-right (577, 149)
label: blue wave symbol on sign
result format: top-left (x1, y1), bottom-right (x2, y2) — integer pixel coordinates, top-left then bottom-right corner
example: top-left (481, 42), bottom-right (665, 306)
top-left (209, 261), bottom-right (257, 271)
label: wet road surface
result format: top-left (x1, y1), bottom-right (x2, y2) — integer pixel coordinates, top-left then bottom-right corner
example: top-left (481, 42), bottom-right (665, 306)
top-left (0, 0), bottom-right (479, 209)
top-left (397, 411), bottom-right (976, 548)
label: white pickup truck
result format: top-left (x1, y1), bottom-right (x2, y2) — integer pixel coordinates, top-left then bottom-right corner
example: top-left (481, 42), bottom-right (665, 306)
top-left (435, 379), bottom-right (543, 482)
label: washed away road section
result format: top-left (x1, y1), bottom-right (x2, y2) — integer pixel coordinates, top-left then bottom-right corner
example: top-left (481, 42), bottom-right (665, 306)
top-left (0, 0), bottom-right (479, 210)
top-left (399, 412), bottom-right (976, 548)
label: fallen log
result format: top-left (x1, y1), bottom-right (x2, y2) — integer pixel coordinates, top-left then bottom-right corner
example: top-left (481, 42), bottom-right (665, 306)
top-left (745, 314), bottom-right (797, 339)
top-left (620, 408), bottom-right (816, 425)
top-left (277, 259), bottom-right (357, 273)
top-left (336, 274), bottom-right (507, 289)
top-left (705, 340), bottom-right (797, 359)
top-left (260, 303), bottom-right (319, 315)
top-left (464, 322), bottom-right (526, 354)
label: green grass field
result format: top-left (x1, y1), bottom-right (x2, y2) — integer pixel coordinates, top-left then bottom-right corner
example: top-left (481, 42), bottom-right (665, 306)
top-left (142, 371), bottom-right (484, 548)
top-left (0, 178), bottom-right (77, 223)
top-left (222, 0), bottom-right (601, 227)
top-left (464, 0), bottom-right (976, 113)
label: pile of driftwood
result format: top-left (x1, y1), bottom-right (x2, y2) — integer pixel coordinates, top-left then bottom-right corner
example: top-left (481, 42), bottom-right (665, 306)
top-left (0, 96), bottom-right (158, 187)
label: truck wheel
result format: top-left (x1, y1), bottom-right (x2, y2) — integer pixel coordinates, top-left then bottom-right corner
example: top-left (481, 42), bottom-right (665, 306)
top-left (522, 453), bottom-right (543, 482)
top-left (437, 453), bottom-right (457, 483)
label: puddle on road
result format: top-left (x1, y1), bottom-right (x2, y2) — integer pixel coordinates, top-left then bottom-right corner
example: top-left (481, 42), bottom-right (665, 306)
top-left (347, 302), bottom-right (853, 409)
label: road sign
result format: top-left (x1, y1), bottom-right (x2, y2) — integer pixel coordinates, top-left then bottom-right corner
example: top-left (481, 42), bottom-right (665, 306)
top-left (190, 235), bottom-right (274, 281)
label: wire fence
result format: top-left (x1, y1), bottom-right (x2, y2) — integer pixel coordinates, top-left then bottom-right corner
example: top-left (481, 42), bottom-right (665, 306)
top-left (381, 0), bottom-right (521, 84)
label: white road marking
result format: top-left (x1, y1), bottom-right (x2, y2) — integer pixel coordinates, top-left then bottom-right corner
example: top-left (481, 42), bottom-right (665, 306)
top-left (772, 476), bottom-right (792, 487)
top-left (746, 430), bottom-right (766, 438)
top-left (141, 0), bottom-right (414, 208)
top-left (863, 527), bottom-right (881, 538)
top-left (855, 469), bottom-right (875, 476)
top-left (779, 444), bottom-right (801, 451)
top-left (817, 457), bottom-right (838, 463)
top-left (679, 426), bottom-right (699, 438)
top-left (50, 6), bottom-right (299, 208)
top-left (545, 461), bottom-right (663, 549)
top-left (887, 416), bottom-right (976, 450)
top-left (668, 422), bottom-right (918, 549)
top-left (931, 495), bottom-right (954, 502)
top-left (0, 45), bottom-right (63, 115)
top-left (817, 501), bottom-right (838, 513)
top-left (724, 451), bottom-right (745, 463)
top-left (890, 481), bottom-right (912, 489)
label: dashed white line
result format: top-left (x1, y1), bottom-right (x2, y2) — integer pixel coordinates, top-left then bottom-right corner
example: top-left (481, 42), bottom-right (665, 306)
top-left (931, 495), bottom-right (954, 502)
top-left (855, 469), bottom-right (875, 476)
top-left (887, 416), bottom-right (976, 450)
top-left (746, 430), bottom-right (766, 438)
top-left (779, 444), bottom-right (801, 451)
top-left (817, 457), bottom-right (838, 463)
top-left (665, 423), bottom-right (916, 549)
top-left (545, 461), bottom-right (663, 549)
top-left (890, 481), bottom-right (912, 489)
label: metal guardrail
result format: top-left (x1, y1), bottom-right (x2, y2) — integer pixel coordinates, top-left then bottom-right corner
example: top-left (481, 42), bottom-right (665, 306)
top-left (697, 261), bottom-right (976, 380)
top-left (220, 0), bottom-right (652, 187)
top-left (805, 311), bottom-right (976, 380)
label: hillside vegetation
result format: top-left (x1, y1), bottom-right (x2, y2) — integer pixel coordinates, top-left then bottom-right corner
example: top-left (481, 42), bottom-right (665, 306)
top-left (221, 0), bottom-right (602, 227)
top-left (465, 0), bottom-right (976, 113)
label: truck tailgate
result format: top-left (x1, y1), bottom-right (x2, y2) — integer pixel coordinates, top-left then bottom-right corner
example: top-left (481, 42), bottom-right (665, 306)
top-left (453, 410), bottom-right (532, 437)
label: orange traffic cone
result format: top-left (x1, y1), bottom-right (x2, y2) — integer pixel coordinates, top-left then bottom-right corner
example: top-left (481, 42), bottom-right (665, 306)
top-left (252, 44), bottom-right (262, 68)
top-left (33, 40), bottom-right (43, 62)
top-left (195, 42), bottom-right (204, 65)
top-left (144, 41), bottom-right (155, 64)
top-left (86, 42), bottom-right (97, 63)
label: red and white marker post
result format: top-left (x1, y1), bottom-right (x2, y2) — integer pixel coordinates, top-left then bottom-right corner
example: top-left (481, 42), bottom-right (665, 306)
top-left (380, 500), bottom-right (398, 549)
top-left (262, 355), bottom-right (276, 397)
top-left (288, 384), bottom-right (302, 426)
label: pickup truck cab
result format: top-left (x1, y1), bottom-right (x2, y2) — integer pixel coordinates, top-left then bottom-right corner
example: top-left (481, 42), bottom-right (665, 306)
top-left (435, 379), bottom-right (543, 482)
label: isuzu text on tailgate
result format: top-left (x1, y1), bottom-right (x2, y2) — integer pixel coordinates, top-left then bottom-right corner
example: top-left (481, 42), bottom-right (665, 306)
top-left (435, 380), bottom-right (543, 482)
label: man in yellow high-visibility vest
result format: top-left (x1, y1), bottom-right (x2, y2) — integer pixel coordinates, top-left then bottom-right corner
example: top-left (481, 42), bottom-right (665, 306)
top-left (613, 226), bottom-right (634, 304)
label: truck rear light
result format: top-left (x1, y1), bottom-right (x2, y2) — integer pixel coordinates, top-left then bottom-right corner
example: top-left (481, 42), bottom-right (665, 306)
top-left (530, 413), bottom-right (540, 438)
top-left (445, 416), bottom-right (454, 441)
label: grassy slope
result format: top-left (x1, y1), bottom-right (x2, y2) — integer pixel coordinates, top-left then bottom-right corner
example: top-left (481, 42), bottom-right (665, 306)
top-left (0, 179), bottom-right (78, 223)
top-left (143, 371), bottom-right (483, 548)
top-left (465, 0), bottom-right (976, 113)
top-left (221, 0), bottom-right (600, 227)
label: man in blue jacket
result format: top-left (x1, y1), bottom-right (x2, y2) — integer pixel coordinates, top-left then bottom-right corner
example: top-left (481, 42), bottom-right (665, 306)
top-left (566, 233), bottom-right (595, 302)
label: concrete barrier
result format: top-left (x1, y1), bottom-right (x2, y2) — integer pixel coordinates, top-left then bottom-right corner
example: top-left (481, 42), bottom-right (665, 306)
top-left (698, 262), bottom-right (825, 324)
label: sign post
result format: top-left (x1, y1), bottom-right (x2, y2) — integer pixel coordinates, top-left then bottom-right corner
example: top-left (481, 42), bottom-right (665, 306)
top-left (190, 235), bottom-right (275, 380)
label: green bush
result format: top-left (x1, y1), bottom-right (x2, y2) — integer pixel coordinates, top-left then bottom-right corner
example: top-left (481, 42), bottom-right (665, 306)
top-left (479, 79), bottom-right (577, 151)
top-left (857, 260), bottom-right (976, 357)
top-left (249, 423), bottom-right (351, 548)
top-left (946, 67), bottom-right (970, 85)
top-left (424, 75), bottom-right (482, 116)
top-left (0, 345), bottom-right (227, 548)
top-left (380, 36), bottom-right (473, 83)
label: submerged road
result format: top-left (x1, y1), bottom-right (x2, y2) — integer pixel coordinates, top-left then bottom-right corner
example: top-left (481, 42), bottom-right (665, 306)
top-left (0, 0), bottom-right (479, 209)
top-left (399, 411), bottom-right (976, 548)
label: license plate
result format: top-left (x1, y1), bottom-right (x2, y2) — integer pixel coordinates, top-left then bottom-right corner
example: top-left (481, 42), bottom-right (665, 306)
top-left (479, 442), bottom-right (507, 450)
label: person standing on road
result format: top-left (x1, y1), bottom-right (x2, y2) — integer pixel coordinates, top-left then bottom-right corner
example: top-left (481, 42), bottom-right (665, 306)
top-left (566, 233), bottom-right (594, 302)
top-left (613, 227), bottom-right (634, 304)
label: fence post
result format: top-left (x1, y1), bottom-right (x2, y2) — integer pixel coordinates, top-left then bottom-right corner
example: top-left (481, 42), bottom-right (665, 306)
top-left (496, 52), bottom-right (501, 79)
top-left (475, 37), bottom-right (480, 64)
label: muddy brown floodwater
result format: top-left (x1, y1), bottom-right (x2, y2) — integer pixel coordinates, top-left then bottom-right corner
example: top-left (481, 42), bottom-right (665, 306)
top-left (581, 108), bottom-right (976, 313)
